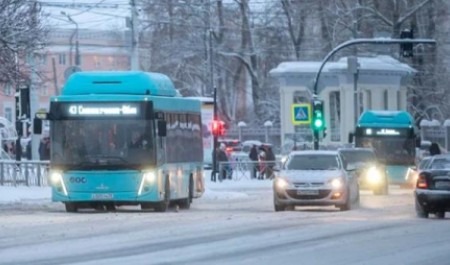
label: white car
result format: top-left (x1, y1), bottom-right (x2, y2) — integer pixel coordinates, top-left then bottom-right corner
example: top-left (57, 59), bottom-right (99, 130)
top-left (273, 150), bottom-right (360, 211)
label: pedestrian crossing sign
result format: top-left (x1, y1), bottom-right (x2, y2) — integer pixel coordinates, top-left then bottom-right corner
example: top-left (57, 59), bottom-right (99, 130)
top-left (291, 104), bottom-right (311, 125)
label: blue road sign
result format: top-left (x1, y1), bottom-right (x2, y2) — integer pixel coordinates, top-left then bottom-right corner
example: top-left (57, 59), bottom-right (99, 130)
top-left (291, 104), bottom-right (311, 125)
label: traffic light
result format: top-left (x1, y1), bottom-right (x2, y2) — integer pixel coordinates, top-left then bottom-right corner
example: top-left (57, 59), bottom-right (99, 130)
top-left (311, 99), bottom-right (325, 131)
top-left (400, 28), bottom-right (414, 58)
top-left (211, 119), bottom-right (225, 137)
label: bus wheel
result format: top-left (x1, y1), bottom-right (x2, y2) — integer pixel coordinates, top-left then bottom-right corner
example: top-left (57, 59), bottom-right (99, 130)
top-left (179, 176), bottom-right (193, 209)
top-left (140, 203), bottom-right (152, 211)
top-left (154, 177), bottom-right (170, 212)
top-left (65, 202), bottom-right (78, 213)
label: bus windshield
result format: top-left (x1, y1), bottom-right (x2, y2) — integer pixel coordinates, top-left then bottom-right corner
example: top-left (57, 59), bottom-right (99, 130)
top-left (356, 136), bottom-right (415, 165)
top-left (51, 119), bottom-right (155, 169)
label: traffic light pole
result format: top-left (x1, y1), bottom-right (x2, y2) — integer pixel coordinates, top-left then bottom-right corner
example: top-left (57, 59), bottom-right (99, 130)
top-left (311, 38), bottom-right (436, 150)
top-left (313, 130), bottom-right (319, 150)
top-left (212, 87), bottom-right (218, 182)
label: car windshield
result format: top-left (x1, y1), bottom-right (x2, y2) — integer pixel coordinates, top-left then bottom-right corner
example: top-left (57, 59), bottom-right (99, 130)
top-left (285, 154), bottom-right (340, 170)
top-left (51, 119), bottom-right (155, 169)
top-left (356, 136), bottom-right (415, 165)
top-left (429, 157), bottom-right (450, 170)
top-left (340, 150), bottom-right (376, 168)
top-left (418, 158), bottom-right (431, 170)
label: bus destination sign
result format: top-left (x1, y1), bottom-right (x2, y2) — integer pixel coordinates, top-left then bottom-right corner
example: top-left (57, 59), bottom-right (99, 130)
top-left (68, 104), bottom-right (139, 116)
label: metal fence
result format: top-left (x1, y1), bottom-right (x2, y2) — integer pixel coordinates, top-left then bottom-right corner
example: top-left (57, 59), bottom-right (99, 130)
top-left (216, 160), bottom-right (282, 181)
top-left (0, 160), bottom-right (49, 186)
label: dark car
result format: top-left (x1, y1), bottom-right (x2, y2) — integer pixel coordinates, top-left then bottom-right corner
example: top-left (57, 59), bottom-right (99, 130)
top-left (415, 155), bottom-right (450, 218)
top-left (338, 148), bottom-right (388, 195)
top-left (404, 156), bottom-right (432, 188)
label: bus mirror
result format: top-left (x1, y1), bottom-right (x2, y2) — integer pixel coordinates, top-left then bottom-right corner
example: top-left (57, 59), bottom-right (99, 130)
top-left (348, 132), bottom-right (354, 143)
top-left (33, 118), bottom-right (43, 134)
top-left (157, 120), bottom-right (167, 137)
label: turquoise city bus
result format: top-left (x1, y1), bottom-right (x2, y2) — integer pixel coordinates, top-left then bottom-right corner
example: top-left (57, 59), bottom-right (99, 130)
top-left (351, 110), bottom-right (418, 184)
top-left (34, 71), bottom-right (205, 212)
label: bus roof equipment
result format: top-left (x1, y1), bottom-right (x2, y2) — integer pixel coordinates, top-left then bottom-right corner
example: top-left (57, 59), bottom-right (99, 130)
top-left (62, 71), bottom-right (178, 97)
top-left (358, 110), bottom-right (414, 128)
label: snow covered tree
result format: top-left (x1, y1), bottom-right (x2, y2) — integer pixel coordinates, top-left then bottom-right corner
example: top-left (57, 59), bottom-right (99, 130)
top-left (0, 0), bottom-right (47, 85)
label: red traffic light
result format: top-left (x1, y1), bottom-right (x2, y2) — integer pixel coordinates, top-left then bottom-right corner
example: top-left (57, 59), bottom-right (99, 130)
top-left (211, 119), bottom-right (225, 136)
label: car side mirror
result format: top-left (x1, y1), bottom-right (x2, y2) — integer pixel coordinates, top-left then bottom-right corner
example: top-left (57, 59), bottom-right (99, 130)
top-left (157, 120), bottom-right (167, 137)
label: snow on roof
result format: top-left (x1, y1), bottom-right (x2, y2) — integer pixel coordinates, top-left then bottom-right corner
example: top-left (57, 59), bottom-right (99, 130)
top-left (40, 0), bottom-right (129, 31)
top-left (185, 96), bottom-right (214, 103)
top-left (270, 55), bottom-right (416, 75)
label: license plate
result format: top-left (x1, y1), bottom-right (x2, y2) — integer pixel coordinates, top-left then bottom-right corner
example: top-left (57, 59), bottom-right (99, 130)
top-left (435, 181), bottom-right (450, 189)
top-left (91, 193), bottom-right (114, 200)
top-left (297, 189), bottom-right (319, 195)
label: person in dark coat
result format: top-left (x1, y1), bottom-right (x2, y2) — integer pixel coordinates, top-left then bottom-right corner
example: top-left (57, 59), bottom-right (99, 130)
top-left (265, 146), bottom-right (276, 179)
top-left (39, 137), bottom-right (50, 161)
top-left (429, 142), bottom-right (441, 156)
top-left (249, 145), bottom-right (258, 179)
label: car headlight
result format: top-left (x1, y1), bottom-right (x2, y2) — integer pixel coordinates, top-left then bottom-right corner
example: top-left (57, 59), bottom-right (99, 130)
top-left (367, 166), bottom-right (383, 184)
top-left (330, 178), bottom-right (343, 189)
top-left (275, 178), bottom-right (290, 190)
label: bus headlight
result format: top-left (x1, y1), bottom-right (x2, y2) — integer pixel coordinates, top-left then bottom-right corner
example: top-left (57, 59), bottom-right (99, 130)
top-left (367, 167), bottom-right (383, 184)
top-left (49, 171), bottom-right (68, 196)
top-left (330, 178), bottom-right (343, 189)
top-left (144, 172), bottom-right (156, 183)
top-left (49, 172), bottom-right (62, 185)
top-left (138, 170), bottom-right (156, 195)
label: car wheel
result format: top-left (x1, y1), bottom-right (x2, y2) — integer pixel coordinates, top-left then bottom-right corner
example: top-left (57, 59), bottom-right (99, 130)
top-left (65, 202), bottom-right (78, 213)
top-left (354, 188), bottom-right (360, 208)
top-left (339, 192), bottom-right (351, 211)
top-left (435, 211), bottom-right (445, 219)
top-left (273, 195), bottom-right (286, 212)
top-left (415, 199), bottom-right (429, 218)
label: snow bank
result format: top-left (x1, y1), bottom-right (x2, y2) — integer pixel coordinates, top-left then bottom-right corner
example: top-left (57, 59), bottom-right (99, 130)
top-left (0, 186), bottom-right (51, 204)
top-left (201, 188), bottom-right (249, 200)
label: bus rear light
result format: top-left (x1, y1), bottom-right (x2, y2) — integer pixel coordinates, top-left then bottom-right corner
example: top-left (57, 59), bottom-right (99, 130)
top-left (417, 174), bottom-right (428, 189)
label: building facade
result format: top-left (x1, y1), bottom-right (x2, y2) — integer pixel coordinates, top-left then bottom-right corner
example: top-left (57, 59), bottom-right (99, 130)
top-left (270, 55), bottom-right (416, 150)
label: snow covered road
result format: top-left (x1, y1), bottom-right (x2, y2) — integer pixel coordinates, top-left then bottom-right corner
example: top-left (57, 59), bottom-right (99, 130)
top-left (0, 182), bottom-right (449, 265)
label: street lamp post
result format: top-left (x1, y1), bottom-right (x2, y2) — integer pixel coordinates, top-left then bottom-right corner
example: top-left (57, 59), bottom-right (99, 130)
top-left (237, 121), bottom-right (247, 142)
top-left (264, 121), bottom-right (273, 143)
top-left (61, 12), bottom-right (80, 67)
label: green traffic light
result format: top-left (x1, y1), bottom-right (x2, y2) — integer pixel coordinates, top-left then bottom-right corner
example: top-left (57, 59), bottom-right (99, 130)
top-left (314, 119), bottom-right (323, 128)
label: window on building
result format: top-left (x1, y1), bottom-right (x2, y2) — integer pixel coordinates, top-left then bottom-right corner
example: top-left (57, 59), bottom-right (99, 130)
top-left (293, 91), bottom-right (309, 104)
top-left (59, 54), bottom-right (66, 65)
top-left (366, 90), bottom-right (372, 109)
top-left (3, 83), bottom-right (13, 96)
top-left (383, 90), bottom-right (388, 110)
top-left (4, 107), bottom-right (12, 122)
top-left (329, 91), bottom-right (341, 142)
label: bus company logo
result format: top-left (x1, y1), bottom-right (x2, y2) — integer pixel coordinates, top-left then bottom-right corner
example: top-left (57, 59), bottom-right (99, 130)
top-left (96, 183), bottom-right (109, 190)
top-left (68, 105), bottom-right (138, 116)
top-left (69, 177), bottom-right (87, 184)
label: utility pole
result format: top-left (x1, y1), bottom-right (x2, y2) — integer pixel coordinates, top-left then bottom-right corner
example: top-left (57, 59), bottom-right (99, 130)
top-left (130, 0), bottom-right (139, 70)
top-left (211, 87), bottom-right (218, 182)
top-left (208, 29), bottom-right (214, 96)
